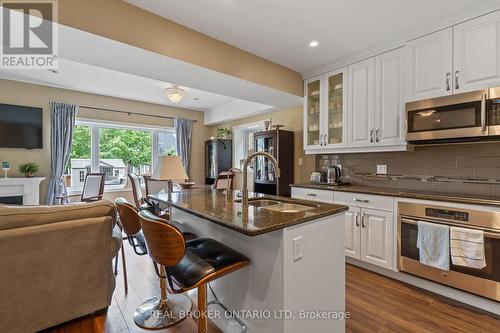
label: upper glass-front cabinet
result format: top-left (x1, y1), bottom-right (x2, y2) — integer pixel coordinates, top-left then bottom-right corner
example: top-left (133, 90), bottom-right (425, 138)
top-left (304, 67), bottom-right (346, 150)
top-left (305, 78), bottom-right (322, 148)
top-left (326, 70), bottom-right (345, 146)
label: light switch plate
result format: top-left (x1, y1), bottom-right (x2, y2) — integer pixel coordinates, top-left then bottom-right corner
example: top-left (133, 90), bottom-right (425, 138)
top-left (377, 164), bottom-right (388, 175)
top-left (293, 236), bottom-right (303, 261)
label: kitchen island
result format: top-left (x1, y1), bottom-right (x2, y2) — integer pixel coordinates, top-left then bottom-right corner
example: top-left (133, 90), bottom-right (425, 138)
top-left (149, 189), bottom-right (348, 333)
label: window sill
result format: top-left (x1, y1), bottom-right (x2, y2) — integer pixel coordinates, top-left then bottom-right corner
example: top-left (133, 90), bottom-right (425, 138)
top-left (67, 186), bottom-right (140, 195)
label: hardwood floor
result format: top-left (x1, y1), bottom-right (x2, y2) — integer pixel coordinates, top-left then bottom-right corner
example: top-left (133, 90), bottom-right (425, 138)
top-left (346, 265), bottom-right (499, 333)
top-left (44, 246), bottom-right (500, 333)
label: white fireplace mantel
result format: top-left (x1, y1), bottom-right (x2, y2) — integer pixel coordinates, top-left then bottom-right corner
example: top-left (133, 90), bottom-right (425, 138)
top-left (0, 177), bottom-right (46, 205)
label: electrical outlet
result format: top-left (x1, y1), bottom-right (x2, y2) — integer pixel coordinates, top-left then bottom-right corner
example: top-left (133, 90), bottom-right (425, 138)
top-left (377, 164), bottom-right (388, 175)
top-left (293, 236), bottom-right (303, 261)
top-left (298, 158), bottom-right (303, 166)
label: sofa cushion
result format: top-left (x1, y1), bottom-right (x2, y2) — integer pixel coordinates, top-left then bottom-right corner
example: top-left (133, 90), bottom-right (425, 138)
top-left (0, 200), bottom-right (117, 231)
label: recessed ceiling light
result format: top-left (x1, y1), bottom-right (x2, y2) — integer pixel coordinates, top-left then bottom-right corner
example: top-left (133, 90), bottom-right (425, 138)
top-left (309, 40), bottom-right (319, 48)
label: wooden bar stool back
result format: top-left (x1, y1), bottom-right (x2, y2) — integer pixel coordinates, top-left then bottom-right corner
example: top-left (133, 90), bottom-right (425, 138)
top-left (134, 211), bottom-right (192, 329)
top-left (138, 210), bottom-right (250, 333)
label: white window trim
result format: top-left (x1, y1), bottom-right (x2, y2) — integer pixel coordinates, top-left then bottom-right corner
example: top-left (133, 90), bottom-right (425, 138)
top-left (68, 119), bottom-right (175, 193)
top-left (232, 119), bottom-right (268, 168)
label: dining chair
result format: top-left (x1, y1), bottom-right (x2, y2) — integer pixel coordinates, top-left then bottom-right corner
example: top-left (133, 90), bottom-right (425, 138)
top-left (212, 171), bottom-right (235, 190)
top-left (128, 173), bottom-right (148, 209)
top-left (143, 175), bottom-right (169, 195)
top-left (57, 173), bottom-right (105, 204)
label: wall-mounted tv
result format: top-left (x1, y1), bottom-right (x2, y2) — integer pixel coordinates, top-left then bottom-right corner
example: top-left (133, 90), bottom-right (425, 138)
top-left (0, 103), bottom-right (43, 149)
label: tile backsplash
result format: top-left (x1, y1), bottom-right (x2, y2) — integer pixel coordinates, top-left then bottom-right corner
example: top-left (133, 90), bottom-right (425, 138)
top-left (316, 142), bottom-right (500, 199)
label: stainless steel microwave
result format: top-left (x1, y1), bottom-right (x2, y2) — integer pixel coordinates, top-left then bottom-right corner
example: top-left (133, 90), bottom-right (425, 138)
top-left (406, 88), bottom-right (500, 143)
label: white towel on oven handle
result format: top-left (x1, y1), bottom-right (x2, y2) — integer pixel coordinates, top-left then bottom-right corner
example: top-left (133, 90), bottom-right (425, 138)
top-left (450, 226), bottom-right (486, 269)
top-left (416, 221), bottom-right (450, 270)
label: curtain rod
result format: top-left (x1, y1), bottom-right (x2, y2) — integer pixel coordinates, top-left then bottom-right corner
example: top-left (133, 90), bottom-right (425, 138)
top-left (78, 105), bottom-right (198, 123)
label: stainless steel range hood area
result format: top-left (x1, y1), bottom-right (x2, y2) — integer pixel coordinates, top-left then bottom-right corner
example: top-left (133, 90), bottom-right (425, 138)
top-left (406, 87), bottom-right (500, 144)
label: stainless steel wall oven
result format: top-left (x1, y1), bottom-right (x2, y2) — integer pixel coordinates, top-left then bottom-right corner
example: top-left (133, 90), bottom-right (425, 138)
top-left (398, 202), bottom-right (500, 301)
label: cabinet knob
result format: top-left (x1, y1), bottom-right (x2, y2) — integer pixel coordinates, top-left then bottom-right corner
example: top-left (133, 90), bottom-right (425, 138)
top-left (442, 272), bottom-right (448, 278)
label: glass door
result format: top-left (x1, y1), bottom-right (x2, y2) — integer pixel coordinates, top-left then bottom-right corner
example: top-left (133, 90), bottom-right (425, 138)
top-left (324, 68), bottom-right (346, 147)
top-left (254, 135), bottom-right (276, 183)
top-left (304, 76), bottom-right (322, 148)
top-left (205, 141), bottom-right (218, 180)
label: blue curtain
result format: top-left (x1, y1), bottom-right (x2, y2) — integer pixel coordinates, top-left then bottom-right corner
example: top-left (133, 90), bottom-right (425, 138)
top-left (46, 102), bottom-right (78, 205)
top-left (175, 118), bottom-right (193, 177)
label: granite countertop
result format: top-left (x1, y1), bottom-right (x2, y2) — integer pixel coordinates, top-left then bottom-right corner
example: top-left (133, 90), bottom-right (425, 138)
top-left (148, 189), bottom-right (348, 236)
top-left (291, 183), bottom-right (500, 208)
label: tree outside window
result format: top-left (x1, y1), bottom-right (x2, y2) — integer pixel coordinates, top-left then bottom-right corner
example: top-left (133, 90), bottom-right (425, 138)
top-left (68, 122), bottom-right (175, 189)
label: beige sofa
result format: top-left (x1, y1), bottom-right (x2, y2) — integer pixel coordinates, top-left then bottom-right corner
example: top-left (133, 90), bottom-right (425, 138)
top-left (0, 200), bottom-right (122, 333)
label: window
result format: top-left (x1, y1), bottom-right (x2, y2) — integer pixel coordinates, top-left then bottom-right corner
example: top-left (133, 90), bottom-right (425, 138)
top-left (232, 121), bottom-right (266, 168)
top-left (79, 170), bottom-right (85, 183)
top-left (68, 121), bottom-right (176, 190)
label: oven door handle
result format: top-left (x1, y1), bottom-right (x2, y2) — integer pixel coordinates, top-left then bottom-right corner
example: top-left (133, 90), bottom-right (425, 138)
top-left (400, 217), bottom-right (500, 239)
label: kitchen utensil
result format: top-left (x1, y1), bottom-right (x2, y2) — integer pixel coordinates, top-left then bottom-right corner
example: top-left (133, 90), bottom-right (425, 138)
top-left (327, 166), bottom-right (342, 184)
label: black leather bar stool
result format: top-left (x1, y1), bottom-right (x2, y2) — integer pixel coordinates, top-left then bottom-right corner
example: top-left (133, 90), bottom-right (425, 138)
top-left (115, 198), bottom-right (198, 295)
top-left (137, 210), bottom-right (250, 332)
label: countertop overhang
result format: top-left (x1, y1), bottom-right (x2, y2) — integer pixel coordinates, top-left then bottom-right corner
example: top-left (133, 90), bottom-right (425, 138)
top-left (148, 189), bottom-right (348, 236)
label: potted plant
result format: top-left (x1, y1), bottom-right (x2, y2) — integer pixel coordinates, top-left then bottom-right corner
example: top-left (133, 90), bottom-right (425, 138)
top-left (215, 128), bottom-right (233, 140)
top-left (19, 162), bottom-right (39, 178)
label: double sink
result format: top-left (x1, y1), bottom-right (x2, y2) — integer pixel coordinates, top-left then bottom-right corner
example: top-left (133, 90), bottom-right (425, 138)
top-left (235, 197), bottom-right (319, 213)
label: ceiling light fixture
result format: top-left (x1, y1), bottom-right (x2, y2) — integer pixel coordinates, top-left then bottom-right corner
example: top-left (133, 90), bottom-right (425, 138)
top-left (309, 40), bottom-right (319, 48)
top-left (165, 85), bottom-right (185, 103)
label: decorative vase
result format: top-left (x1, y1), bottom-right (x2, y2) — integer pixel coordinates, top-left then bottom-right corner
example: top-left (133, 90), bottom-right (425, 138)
top-left (25, 172), bottom-right (35, 178)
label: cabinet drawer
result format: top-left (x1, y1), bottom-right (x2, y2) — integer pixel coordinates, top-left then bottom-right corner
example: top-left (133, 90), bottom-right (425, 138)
top-left (291, 187), bottom-right (334, 203)
top-left (334, 191), bottom-right (393, 211)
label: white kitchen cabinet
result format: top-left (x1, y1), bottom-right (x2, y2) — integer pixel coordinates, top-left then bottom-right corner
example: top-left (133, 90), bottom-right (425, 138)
top-left (405, 28), bottom-right (453, 102)
top-left (405, 11), bottom-right (500, 101)
top-left (375, 48), bottom-right (405, 146)
top-left (324, 68), bottom-right (347, 148)
top-left (344, 207), bottom-right (361, 260)
top-left (333, 191), bottom-right (395, 269)
top-left (348, 49), bottom-right (406, 148)
top-left (304, 75), bottom-right (323, 150)
top-left (360, 208), bottom-right (394, 270)
top-left (347, 58), bottom-right (375, 147)
top-left (304, 68), bottom-right (347, 150)
top-left (454, 11), bottom-right (500, 93)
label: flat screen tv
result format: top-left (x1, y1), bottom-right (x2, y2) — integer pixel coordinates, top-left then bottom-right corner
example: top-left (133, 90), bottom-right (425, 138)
top-left (0, 103), bottom-right (43, 149)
